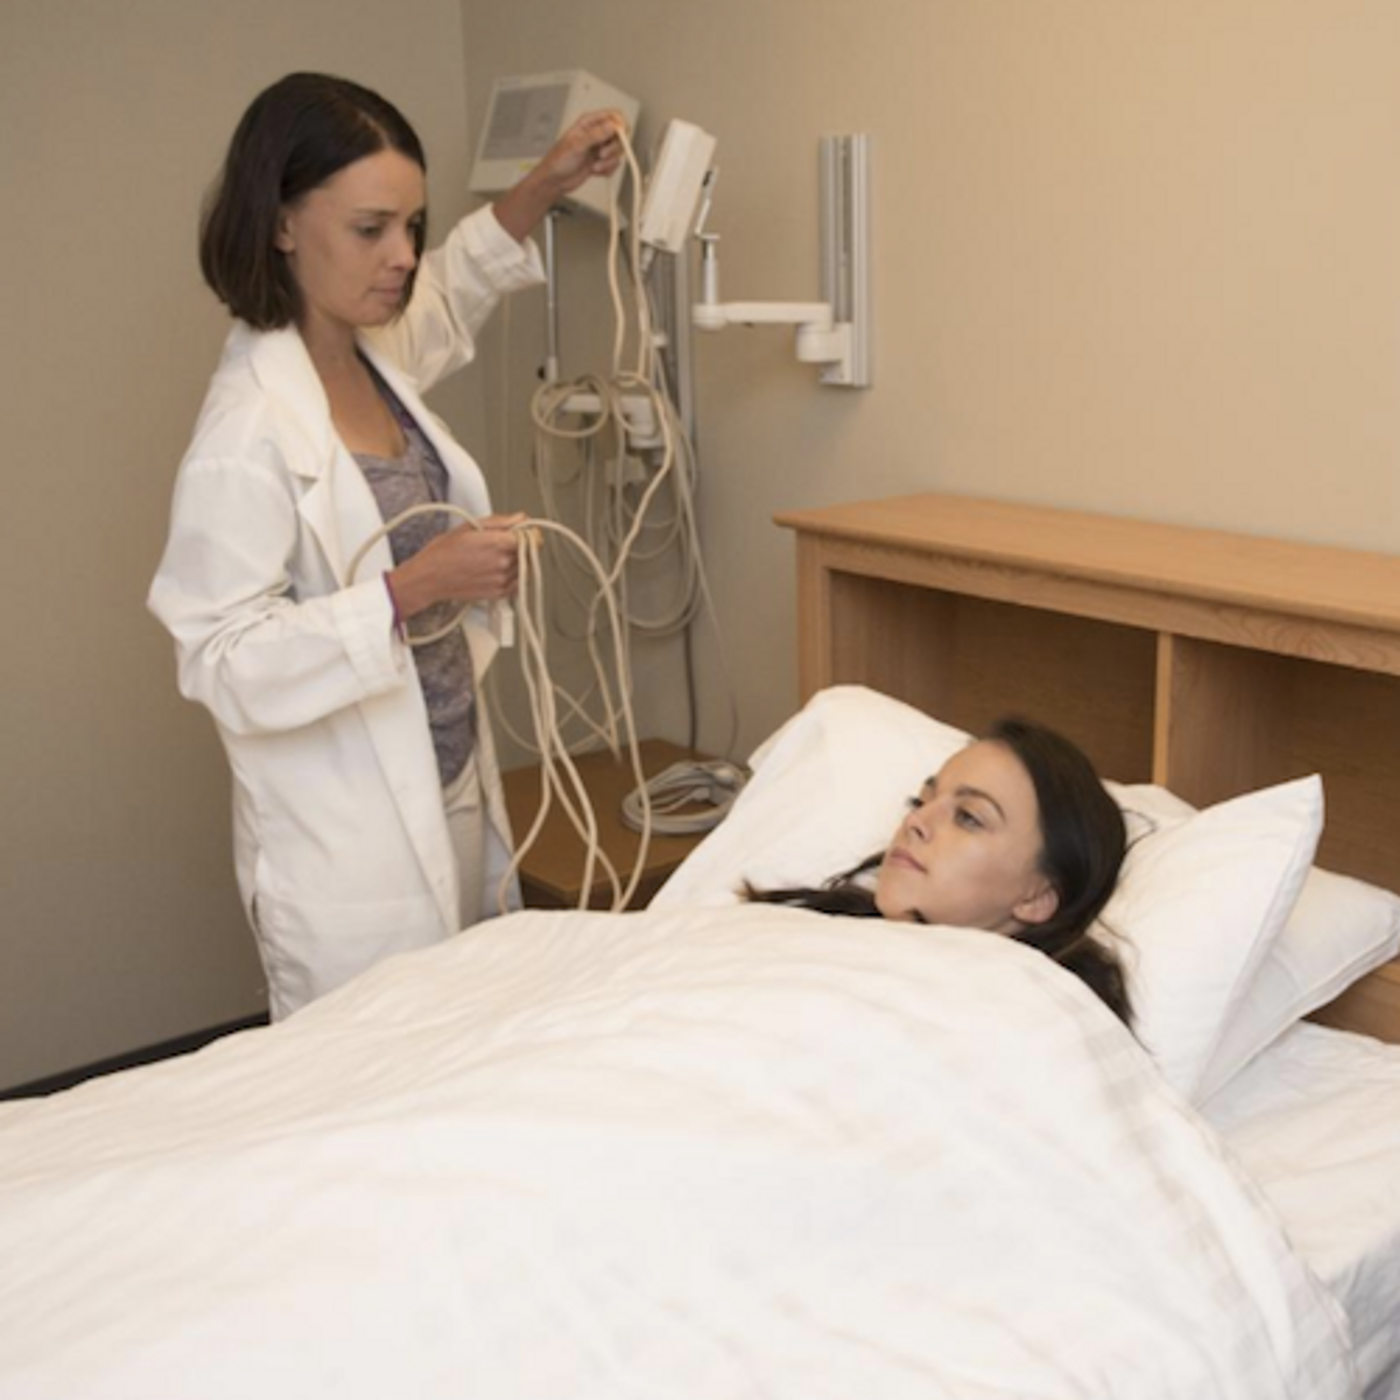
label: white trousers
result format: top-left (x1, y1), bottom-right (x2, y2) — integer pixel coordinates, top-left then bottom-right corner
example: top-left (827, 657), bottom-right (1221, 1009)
top-left (442, 753), bottom-right (520, 928)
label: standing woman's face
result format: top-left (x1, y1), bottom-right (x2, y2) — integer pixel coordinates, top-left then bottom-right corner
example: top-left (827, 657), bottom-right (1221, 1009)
top-left (274, 148), bottom-right (426, 339)
top-left (875, 740), bottom-right (1060, 933)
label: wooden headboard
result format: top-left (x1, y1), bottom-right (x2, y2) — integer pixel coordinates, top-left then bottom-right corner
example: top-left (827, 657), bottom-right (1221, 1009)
top-left (775, 492), bottom-right (1400, 1045)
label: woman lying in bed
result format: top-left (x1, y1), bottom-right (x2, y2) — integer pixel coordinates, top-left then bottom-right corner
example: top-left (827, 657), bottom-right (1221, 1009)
top-left (746, 717), bottom-right (1134, 1025)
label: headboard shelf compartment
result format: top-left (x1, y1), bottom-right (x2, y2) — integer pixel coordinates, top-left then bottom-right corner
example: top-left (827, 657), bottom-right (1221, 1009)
top-left (776, 492), bottom-right (1400, 1043)
top-left (822, 570), bottom-right (1158, 785)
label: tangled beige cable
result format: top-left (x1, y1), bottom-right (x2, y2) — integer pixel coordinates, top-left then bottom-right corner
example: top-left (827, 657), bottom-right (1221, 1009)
top-left (341, 125), bottom-right (755, 916)
top-left (347, 506), bottom-right (651, 915)
top-left (523, 123), bottom-right (741, 761)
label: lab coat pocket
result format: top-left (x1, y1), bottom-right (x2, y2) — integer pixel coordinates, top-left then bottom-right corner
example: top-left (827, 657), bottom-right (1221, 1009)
top-left (253, 887), bottom-right (444, 1020)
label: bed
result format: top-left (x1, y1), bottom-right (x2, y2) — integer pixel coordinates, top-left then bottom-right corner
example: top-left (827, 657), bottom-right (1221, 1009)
top-left (3, 495), bottom-right (1399, 1399)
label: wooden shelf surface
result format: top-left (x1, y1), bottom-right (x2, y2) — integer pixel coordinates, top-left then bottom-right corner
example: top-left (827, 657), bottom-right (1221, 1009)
top-left (502, 739), bottom-right (713, 910)
top-left (775, 493), bottom-right (1400, 635)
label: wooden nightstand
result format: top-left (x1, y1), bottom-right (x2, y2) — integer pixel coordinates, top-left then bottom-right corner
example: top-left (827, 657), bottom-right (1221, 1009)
top-left (502, 739), bottom-right (716, 910)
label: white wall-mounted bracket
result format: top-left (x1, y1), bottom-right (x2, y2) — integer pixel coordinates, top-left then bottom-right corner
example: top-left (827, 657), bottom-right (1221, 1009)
top-left (819, 133), bottom-right (871, 387)
top-left (691, 134), bottom-right (871, 388)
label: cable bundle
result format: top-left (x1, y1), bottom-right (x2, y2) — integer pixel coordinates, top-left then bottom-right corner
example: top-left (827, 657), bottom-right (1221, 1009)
top-left (618, 758), bottom-right (749, 836)
top-left (524, 127), bottom-right (740, 762)
top-left (349, 506), bottom-right (651, 915)
top-left (349, 126), bottom-right (749, 916)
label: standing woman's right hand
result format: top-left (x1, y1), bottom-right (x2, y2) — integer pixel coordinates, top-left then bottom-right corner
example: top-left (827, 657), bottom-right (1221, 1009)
top-left (492, 111), bottom-right (628, 243)
top-left (387, 514), bottom-right (524, 622)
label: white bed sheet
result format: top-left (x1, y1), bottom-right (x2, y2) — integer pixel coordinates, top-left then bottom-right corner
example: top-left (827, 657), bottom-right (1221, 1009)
top-left (1205, 1022), bottom-right (1400, 1400)
top-left (0, 905), bottom-right (1357, 1400)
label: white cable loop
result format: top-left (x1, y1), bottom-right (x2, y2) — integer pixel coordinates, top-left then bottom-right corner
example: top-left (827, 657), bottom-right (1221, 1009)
top-left (520, 124), bottom-right (746, 802)
top-left (619, 759), bottom-right (750, 836)
top-left (343, 126), bottom-right (753, 914)
top-left (347, 502), bottom-right (481, 646)
top-left (346, 504), bottom-right (652, 914)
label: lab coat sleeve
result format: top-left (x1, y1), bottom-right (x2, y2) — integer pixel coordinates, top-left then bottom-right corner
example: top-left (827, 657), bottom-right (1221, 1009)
top-left (367, 206), bottom-right (545, 393)
top-left (149, 453), bottom-right (410, 737)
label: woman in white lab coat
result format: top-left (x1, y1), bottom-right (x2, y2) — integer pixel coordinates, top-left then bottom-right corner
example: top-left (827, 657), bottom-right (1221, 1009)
top-left (149, 73), bottom-right (622, 1019)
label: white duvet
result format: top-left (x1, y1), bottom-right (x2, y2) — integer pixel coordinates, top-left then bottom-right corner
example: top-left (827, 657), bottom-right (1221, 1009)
top-left (0, 905), bottom-right (1358, 1399)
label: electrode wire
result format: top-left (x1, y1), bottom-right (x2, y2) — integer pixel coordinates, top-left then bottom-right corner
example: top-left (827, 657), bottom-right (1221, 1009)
top-left (522, 122), bottom-right (744, 778)
top-left (346, 504), bottom-right (652, 913)
top-left (507, 527), bottom-right (616, 911)
top-left (523, 378), bottom-right (683, 758)
top-left (529, 129), bottom-right (688, 636)
top-left (507, 513), bottom-right (654, 909)
top-left (507, 516), bottom-right (654, 910)
top-left (534, 385), bottom-right (698, 637)
top-left (619, 758), bottom-right (749, 836)
top-left (533, 376), bottom-right (744, 803)
top-left (532, 395), bottom-right (694, 637)
top-left (503, 122), bottom-right (746, 837)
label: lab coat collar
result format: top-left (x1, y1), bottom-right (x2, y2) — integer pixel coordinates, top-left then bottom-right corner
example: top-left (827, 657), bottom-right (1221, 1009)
top-left (234, 324), bottom-right (460, 491)
top-left (233, 323), bottom-right (337, 482)
top-left (230, 324), bottom-right (437, 588)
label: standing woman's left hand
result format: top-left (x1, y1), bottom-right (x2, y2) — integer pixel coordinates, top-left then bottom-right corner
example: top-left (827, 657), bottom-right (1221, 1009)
top-left (493, 110), bottom-right (628, 241)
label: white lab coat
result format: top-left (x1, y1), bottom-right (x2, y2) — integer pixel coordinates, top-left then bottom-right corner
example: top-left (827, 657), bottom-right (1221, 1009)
top-left (149, 208), bottom-right (543, 1019)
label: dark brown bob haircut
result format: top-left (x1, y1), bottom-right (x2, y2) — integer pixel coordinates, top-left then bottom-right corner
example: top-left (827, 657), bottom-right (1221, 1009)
top-left (199, 72), bottom-right (428, 330)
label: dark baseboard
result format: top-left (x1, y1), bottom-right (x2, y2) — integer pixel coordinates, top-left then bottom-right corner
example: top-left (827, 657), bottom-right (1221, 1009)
top-left (0, 1014), bottom-right (271, 1102)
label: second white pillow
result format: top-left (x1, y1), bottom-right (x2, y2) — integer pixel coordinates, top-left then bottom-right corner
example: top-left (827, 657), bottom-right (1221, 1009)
top-left (1103, 776), bottom-right (1324, 1102)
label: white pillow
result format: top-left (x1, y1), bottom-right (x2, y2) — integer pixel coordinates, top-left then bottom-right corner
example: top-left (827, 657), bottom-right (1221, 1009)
top-left (655, 687), bottom-right (1328, 1103)
top-left (652, 686), bottom-right (970, 910)
top-left (1102, 776), bottom-right (1322, 1101)
top-left (1114, 782), bottom-right (1400, 1102)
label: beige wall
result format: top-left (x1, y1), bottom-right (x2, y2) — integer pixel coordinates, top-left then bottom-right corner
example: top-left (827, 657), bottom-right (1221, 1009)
top-left (0, 0), bottom-right (486, 1087)
top-left (6, 0), bottom-right (1400, 1086)
top-left (461, 0), bottom-right (1400, 766)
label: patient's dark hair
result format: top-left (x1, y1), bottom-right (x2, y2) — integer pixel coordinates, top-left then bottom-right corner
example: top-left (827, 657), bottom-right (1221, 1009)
top-left (745, 717), bottom-right (1133, 1026)
top-left (200, 72), bottom-right (428, 329)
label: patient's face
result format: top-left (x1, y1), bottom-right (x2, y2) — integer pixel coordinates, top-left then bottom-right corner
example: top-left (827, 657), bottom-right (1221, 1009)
top-left (875, 740), bottom-right (1056, 933)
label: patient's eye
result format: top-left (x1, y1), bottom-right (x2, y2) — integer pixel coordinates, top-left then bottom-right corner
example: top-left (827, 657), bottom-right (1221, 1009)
top-left (906, 778), bottom-right (937, 812)
top-left (955, 805), bottom-right (985, 831)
